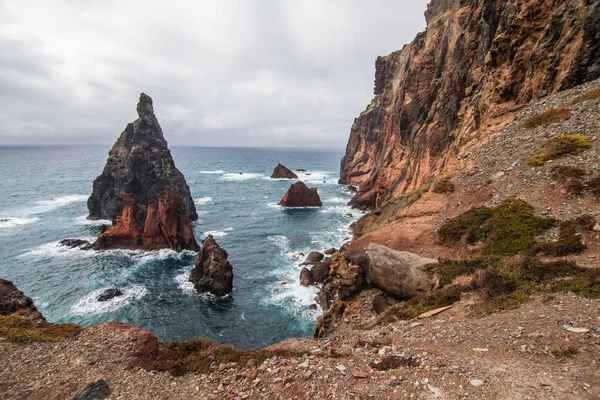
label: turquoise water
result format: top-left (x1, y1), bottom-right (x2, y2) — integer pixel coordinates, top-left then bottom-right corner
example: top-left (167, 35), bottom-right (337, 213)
top-left (0, 146), bottom-right (360, 349)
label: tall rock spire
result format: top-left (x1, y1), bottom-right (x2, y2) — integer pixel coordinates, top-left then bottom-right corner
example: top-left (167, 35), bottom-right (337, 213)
top-left (88, 93), bottom-right (199, 252)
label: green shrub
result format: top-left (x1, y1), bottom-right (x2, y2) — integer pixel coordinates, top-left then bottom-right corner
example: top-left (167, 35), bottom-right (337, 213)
top-left (528, 135), bottom-right (592, 166)
top-left (438, 199), bottom-right (555, 256)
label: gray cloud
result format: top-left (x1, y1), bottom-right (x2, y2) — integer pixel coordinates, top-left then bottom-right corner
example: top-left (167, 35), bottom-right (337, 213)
top-left (0, 0), bottom-right (428, 148)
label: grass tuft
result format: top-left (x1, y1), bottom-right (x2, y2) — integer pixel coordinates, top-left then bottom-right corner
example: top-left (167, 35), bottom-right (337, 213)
top-left (528, 135), bottom-right (592, 166)
top-left (551, 347), bottom-right (579, 358)
top-left (522, 108), bottom-right (571, 129)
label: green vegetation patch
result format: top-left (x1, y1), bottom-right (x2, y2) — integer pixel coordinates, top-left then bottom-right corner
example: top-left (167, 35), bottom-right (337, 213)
top-left (522, 107), bottom-right (571, 129)
top-left (0, 314), bottom-right (81, 343)
top-left (528, 135), bottom-right (592, 166)
top-left (438, 198), bottom-right (555, 256)
top-left (386, 256), bottom-right (600, 320)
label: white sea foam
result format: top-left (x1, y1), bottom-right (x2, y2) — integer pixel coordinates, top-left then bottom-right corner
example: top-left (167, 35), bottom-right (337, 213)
top-left (267, 235), bottom-right (290, 251)
top-left (326, 197), bottom-right (348, 204)
top-left (194, 196), bottom-right (214, 206)
top-left (0, 217), bottom-right (40, 229)
top-left (174, 270), bottom-right (196, 295)
top-left (36, 194), bottom-right (88, 206)
top-left (199, 170), bottom-right (224, 174)
top-left (19, 240), bottom-right (195, 263)
top-left (202, 228), bottom-right (233, 239)
top-left (74, 215), bottom-right (111, 226)
top-left (221, 173), bottom-right (264, 181)
top-left (266, 270), bottom-right (321, 322)
top-left (70, 285), bottom-right (148, 316)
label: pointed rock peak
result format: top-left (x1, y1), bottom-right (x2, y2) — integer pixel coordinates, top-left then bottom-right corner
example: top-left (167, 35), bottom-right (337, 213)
top-left (136, 92), bottom-right (155, 119)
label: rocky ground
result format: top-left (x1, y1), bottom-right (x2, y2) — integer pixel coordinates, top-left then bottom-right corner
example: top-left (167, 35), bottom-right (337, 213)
top-left (1, 293), bottom-right (598, 399)
top-left (2, 80), bottom-right (600, 400)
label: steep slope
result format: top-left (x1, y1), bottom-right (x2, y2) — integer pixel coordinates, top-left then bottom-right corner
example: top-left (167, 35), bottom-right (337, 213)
top-left (340, 0), bottom-right (600, 209)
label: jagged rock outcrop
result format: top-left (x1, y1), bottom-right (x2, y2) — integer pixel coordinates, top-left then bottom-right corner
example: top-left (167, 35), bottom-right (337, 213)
top-left (279, 182), bottom-right (322, 207)
top-left (0, 279), bottom-right (38, 316)
top-left (270, 163), bottom-right (298, 179)
top-left (366, 244), bottom-right (438, 299)
top-left (189, 235), bottom-right (233, 296)
top-left (301, 251), bottom-right (324, 265)
top-left (340, 0), bottom-right (600, 209)
top-left (88, 93), bottom-right (199, 252)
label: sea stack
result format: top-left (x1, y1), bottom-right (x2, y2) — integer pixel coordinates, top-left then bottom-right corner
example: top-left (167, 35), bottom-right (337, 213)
top-left (279, 181), bottom-right (322, 207)
top-left (270, 163), bottom-right (298, 179)
top-left (88, 93), bottom-right (199, 252)
top-left (189, 235), bottom-right (233, 296)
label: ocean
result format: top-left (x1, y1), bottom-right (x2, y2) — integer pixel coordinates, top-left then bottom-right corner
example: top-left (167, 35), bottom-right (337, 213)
top-left (0, 146), bottom-right (360, 349)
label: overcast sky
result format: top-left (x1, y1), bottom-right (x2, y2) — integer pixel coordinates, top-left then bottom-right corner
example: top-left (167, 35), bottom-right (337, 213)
top-left (0, 0), bottom-right (428, 148)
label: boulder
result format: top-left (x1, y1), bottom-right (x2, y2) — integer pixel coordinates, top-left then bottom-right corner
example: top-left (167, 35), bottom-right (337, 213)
top-left (301, 251), bottom-right (324, 265)
top-left (59, 239), bottom-right (93, 250)
top-left (97, 289), bottom-right (123, 302)
top-left (0, 279), bottom-right (38, 316)
top-left (270, 163), bottom-right (298, 179)
top-left (279, 181), bottom-right (322, 207)
top-left (366, 244), bottom-right (438, 299)
top-left (310, 259), bottom-right (331, 283)
top-left (324, 248), bottom-right (337, 255)
top-left (88, 93), bottom-right (198, 252)
top-left (299, 268), bottom-right (314, 286)
top-left (189, 235), bottom-right (233, 296)
top-left (72, 380), bottom-right (111, 400)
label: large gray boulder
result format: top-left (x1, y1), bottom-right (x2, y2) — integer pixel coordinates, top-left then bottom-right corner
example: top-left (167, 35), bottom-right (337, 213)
top-left (366, 244), bottom-right (438, 299)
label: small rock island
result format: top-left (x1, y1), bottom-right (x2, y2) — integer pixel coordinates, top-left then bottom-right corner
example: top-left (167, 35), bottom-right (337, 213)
top-left (270, 163), bottom-right (298, 179)
top-left (189, 235), bottom-right (233, 296)
top-left (279, 181), bottom-right (322, 208)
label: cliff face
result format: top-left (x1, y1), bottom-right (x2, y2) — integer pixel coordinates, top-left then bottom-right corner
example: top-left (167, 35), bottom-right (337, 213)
top-left (88, 93), bottom-right (199, 251)
top-left (340, 0), bottom-right (600, 208)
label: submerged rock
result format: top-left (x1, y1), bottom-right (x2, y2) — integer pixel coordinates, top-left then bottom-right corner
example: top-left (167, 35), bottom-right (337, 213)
top-left (59, 239), bottom-right (93, 250)
top-left (271, 163), bottom-right (298, 179)
top-left (97, 289), bottom-right (123, 302)
top-left (366, 244), bottom-right (438, 299)
top-left (189, 235), bottom-right (233, 296)
top-left (279, 181), bottom-right (322, 208)
top-left (88, 93), bottom-right (199, 252)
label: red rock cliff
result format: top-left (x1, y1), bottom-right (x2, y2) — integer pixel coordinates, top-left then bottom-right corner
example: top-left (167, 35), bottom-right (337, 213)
top-left (340, 0), bottom-right (600, 209)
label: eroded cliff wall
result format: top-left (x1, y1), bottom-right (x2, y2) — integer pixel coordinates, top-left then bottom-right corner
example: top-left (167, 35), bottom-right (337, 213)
top-left (340, 0), bottom-right (600, 208)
